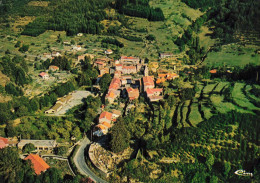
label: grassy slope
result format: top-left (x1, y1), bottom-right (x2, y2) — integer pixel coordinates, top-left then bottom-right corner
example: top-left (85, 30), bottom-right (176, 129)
top-left (204, 43), bottom-right (260, 67)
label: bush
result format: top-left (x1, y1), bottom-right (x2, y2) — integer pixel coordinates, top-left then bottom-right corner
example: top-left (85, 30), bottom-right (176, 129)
top-left (18, 45), bottom-right (29, 53)
top-left (23, 143), bottom-right (36, 153)
top-left (55, 146), bottom-right (69, 156)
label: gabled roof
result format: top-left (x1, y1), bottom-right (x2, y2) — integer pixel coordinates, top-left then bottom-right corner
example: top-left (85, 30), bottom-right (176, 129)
top-left (25, 154), bottom-right (50, 175)
top-left (106, 90), bottom-right (116, 99)
top-left (99, 111), bottom-right (112, 121)
top-left (101, 122), bottom-right (112, 128)
top-left (143, 76), bottom-right (154, 86)
top-left (121, 56), bottom-right (139, 60)
top-left (210, 69), bottom-right (217, 74)
top-left (126, 87), bottom-right (139, 100)
top-left (146, 88), bottom-right (163, 95)
top-left (0, 137), bottom-right (8, 144)
top-left (49, 65), bottom-right (59, 70)
top-left (0, 139), bottom-right (8, 149)
top-left (39, 72), bottom-right (48, 77)
top-left (96, 124), bottom-right (107, 130)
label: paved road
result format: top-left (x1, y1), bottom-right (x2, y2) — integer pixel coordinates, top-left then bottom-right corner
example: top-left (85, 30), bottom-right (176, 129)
top-left (73, 137), bottom-right (108, 183)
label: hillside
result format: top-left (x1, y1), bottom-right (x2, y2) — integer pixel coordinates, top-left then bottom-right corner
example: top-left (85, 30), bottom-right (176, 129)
top-left (0, 0), bottom-right (259, 183)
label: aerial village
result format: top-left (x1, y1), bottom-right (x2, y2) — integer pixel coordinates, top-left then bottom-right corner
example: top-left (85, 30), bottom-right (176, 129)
top-left (0, 43), bottom-right (181, 177)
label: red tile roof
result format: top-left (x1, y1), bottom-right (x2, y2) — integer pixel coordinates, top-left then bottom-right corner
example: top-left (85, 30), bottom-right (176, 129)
top-left (95, 61), bottom-right (105, 65)
top-left (25, 154), bottom-right (50, 175)
top-left (121, 56), bottom-right (139, 60)
top-left (108, 78), bottom-right (121, 90)
top-left (101, 122), bottom-right (112, 128)
top-left (126, 87), bottom-right (139, 100)
top-left (0, 137), bottom-right (8, 149)
top-left (146, 88), bottom-right (163, 95)
top-left (0, 137), bottom-right (8, 144)
top-left (210, 69), bottom-right (217, 74)
top-left (99, 111), bottom-right (112, 121)
top-left (39, 72), bottom-right (48, 77)
top-left (96, 124), bottom-right (107, 130)
top-left (49, 65), bottom-right (59, 70)
top-left (143, 76), bottom-right (154, 86)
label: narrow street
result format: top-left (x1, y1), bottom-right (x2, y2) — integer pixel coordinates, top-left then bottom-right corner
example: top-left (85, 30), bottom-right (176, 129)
top-left (73, 137), bottom-right (108, 183)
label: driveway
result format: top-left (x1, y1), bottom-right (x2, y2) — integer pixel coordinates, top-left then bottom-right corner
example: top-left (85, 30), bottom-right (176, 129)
top-left (73, 137), bottom-right (108, 183)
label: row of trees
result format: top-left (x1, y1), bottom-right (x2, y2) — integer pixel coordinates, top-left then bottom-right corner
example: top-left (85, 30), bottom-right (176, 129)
top-left (115, 0), bottom-right (164, 21)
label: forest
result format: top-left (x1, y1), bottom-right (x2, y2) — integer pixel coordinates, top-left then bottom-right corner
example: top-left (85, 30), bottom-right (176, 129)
top-left (115, 0), bottom-right (165, 21)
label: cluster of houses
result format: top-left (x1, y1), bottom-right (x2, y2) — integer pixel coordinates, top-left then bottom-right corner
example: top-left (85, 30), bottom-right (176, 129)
top-left (0, 137), bottom-right (55, 175)
top-left (38, 65), bottom-right (60, 80)
top-left (93, 110), bottom-right (121, 136)
top-left (92, 55), bottom-right (180, 136)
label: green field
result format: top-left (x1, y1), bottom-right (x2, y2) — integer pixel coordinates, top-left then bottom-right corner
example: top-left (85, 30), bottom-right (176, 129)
top-left (189, 103), bottom-right (203, 126)
top-left (232, 83), bottom-right (259, 111)
top-left (175, 82), bottom-right (259, 127)
top-left (204, 43), bottom-right (260, 67)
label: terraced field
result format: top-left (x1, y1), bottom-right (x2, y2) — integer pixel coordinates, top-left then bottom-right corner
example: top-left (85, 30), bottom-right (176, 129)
top-left (172, 81), bottom-right (260, 128)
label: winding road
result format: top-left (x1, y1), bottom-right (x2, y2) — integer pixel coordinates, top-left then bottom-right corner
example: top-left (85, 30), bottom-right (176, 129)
top-left (73, 137), bottom-right (108, 183)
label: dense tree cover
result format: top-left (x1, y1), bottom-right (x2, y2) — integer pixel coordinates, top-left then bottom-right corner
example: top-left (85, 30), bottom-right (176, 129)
top-left (0, 0), bottom-right (49, 18)
top-left (77, 56), bottom-right (98, 87)
top-left (0, 103), bottom-right (13, 125)
top-left (101, 38), bottom-right (124, 48)
top-left (51, 56), bottom-right (72, 71)
top-left (55, 146), bottom-right (69, 156)
top-left (0, 147), bottom-right (34, 183)
top-left (9, 116), bottom-right (82, 141)
top-left (22, 0), bottom-right (107, 36)
top-left (156, 111), bottom-right (260, 182)
top-left (182, 0), bottom-right (260, 44)
top-left (0, 147), bottom-right (86, 183)
top-left (53, 81), bottom-right (76, 97)
top-left (22, 17), bottom-right (49, 37)
top-left (5, 83), bottom-right (24, 96)
top-left (72, 96), bottom-right (102, 131)
top-left (0, 56), bottom-right (31, 86)
top-left (181, 0), bottom-right (217, 11)
top-left (110, 117), bottom-right (130, 153)
top-left (208, 64), bottom-right (260, 83)
top-left (99, 73), bottom-right (112, 93)
top-left (115, 0), bottom-right (165, 21)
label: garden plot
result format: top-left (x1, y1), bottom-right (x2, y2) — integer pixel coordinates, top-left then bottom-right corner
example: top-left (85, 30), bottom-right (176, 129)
top-left (182, 100), bottom-right (191, 127)
top-left (189, 103), bottom-right (203, 126)
top-left (214, 82), bottom-right (229, 93)
top-left (245, 85), bottom-right (260, 103)
top-left (232, 83), bottom-right (259, 111)
top-left (210, 94), bottom-right (253, 114)
top-left (195, 84), bottom-right (204, 98)
top-left (201, 104), bottom-right (213, 119)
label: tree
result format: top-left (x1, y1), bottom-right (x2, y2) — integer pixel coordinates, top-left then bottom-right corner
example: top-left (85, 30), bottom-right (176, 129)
top-left (99, 73), bottom-right (112, 93)
top-left (23, 143), bottom-right (36, 154)
top-left (110, 118), bottom-right (130, 153)
top-left (55, 146), bottom-right (68, 156)
top-left (0, 147), bottom-right (34, 183)
top-left (223, 161), bottom-right (231, 178)
top-left (18, 45), bottom-right (29, 53)
top-left (206, 153), bottom-right (215, 171)
top-left (17, 105), bottom-right (28, 117)
top-left (209, 175), bottom-right (218, 183)
top-left (14, 41), bottom-right (21, 48)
